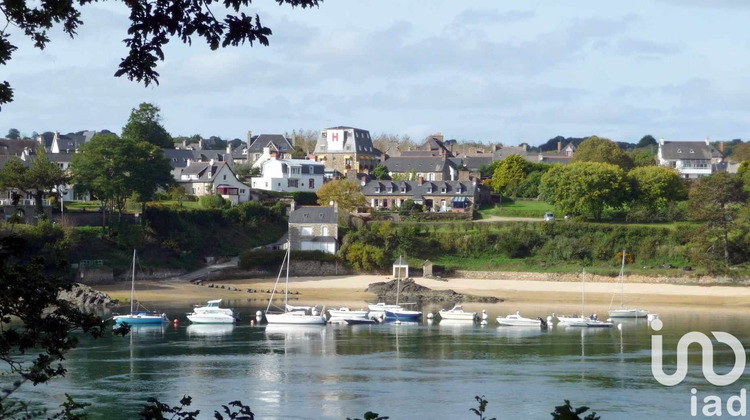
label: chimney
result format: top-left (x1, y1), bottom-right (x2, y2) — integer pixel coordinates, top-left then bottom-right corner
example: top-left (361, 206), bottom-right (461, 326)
top-left (36, 134), bottom-right (44, 146)
top-left (557, 141), bottom-right (562, 153)
top-left (209, 158), bottom-right (215, 166)
top-left (226, 143), bottom-right (232, 154)
top-left (418, 176), bottom-right (424, 185)
top-left (705, 136), bottom-right (710, 146)
top-left (198, 138), bottom-right (204, 150)
top-left (360, 176), bottom-right (367, 187)
top-left (659, 137), bottom-right (665, 146)
top-left (247, 130), bottom-right (253, 144)
top-left (720, 142), bottom-right (725, 153)
top-left (290, 199), bottom-right (296, 213)
top-left (182, 139), bottom-right (188, 148)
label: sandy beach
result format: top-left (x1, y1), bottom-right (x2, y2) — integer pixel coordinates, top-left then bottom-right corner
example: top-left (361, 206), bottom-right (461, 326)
top-left (97, 273), bottom-right (750, 310)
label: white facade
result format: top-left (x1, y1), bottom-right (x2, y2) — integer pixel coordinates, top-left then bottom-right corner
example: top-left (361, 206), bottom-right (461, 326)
top-left (179, 162), bottom-right (252, 205)
top-left (251, 159), bottom-right (325, 192)
top-left (657, 138), bottom-right (717, 179)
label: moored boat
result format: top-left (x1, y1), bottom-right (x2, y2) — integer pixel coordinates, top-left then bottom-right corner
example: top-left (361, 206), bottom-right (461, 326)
top-left (265, 245), bottom-right (326, 325)
top-left (187, 299), bottom-right (238, 324)
top-left (328, 307), bottom-right (369, 319)
top-left (496, 311), bottom-right (542, 327)
top-left (438, 304), bottom-right (477, 321)
top-left (113, 250), bottom-right (169, 326)
top-left (608, 250), bottom-right (649, 319)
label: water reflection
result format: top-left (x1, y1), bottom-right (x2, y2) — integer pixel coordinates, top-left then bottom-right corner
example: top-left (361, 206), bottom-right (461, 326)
top-left (495, 326), bottom-right (546, 340)
top-left (186, 324), bottom-right (234, 337)
top-left (264, 324), bottom-right (333, 356)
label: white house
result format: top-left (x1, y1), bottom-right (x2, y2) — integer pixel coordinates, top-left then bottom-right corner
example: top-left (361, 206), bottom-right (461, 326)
top-left (251, 159), bottom-right (325, 192)
top-left (178, 160), bottom-right (251, 205)
top-left (657, 138), bottom-right (723, 179)
top-left (288, 205), bottom-right (338, 254)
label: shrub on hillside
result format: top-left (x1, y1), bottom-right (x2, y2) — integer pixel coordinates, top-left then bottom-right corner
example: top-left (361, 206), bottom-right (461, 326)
top-left (199, 194), bottom-right (229, 209)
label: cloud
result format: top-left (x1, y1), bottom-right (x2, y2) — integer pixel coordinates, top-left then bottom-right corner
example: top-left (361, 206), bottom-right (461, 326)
top-left (615, 38), bottom-right (681, 56)
top-left (452, 9), bottom-right (535, 27)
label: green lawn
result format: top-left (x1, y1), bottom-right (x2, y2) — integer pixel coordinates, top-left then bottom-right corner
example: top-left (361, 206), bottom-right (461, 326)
top-left (477, 200), bottom-right (554, 219)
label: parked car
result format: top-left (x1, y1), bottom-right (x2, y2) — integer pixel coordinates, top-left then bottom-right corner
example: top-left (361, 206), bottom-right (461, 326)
top-left (544, 212), bottom-right (555, 222)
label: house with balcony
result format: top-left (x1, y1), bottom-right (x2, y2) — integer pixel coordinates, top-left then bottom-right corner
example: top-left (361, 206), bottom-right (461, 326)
top-left (251, 159), bottom-right (325, 192)
top-left (288, 205), bottom-right (338, 254)
top-left (657, 138), bottom-right (722, 179)
top-left (178, 160), bottom-right (251, 204)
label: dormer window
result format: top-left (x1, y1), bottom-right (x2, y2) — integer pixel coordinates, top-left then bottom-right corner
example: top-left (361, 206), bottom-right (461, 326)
top-left (427, 186), bottom-right (433, 193)
top-left (387, 186), bottom-right (393, 193)
top-left (457, 185), bottom-right (462, 193)
top-left (689, 149), bottom-right (695, 153)
top-left (441, 187), bottom-right (446, 193)
top-left (400, 186), bottom-right (406, 193)
top-left (677, 149), bottom-right (682, 154)
top-left (375, 186), bottom-right (381, 193)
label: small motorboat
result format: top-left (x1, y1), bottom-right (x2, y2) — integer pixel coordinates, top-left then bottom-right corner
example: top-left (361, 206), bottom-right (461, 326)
top-left (328, 307), bottom-right (369, 319)
top-left (368, 302), bottom-right (403, 312)
top-left (496, 311), bottom-right (542, 327)
top-left (187, 299), bottom-right (238, 324)
top-left (438, 304), bottom-right (477, 321)
top-left (384, 308), bottom-right (422, 321)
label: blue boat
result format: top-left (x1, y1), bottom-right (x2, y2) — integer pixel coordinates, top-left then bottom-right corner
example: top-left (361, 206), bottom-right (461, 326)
top-left (384, 309), bottom-right (422, 321)
top-left (112, 250), bottom-right (169, 326)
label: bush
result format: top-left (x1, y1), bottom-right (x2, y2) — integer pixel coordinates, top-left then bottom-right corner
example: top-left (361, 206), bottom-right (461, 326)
top-left (199, 194), bottom-right (229, 209)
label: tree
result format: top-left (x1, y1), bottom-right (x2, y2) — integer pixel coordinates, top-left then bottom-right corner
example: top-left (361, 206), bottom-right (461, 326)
top-left (636, 135), bottom-right (657, 148)
top-left (0, 235), bottom-right (111, 418)
top-left (730, 142), bottom-right (750, 163)
top-left (628, 166), bottom-right (686, 213)
top-left (372, 164), bottom-right (390, 180)
top-left (121, 103), bottom-right (173, 148)
top-left (490, 154), bottom-right (530, 198)
top-left (316, 180), bottom-right (365, 212)
top-left (1, 1), bottom-right (320, 110)
top-left (688, 172), bottom-right (748, 268)
top-left (571, 136), bottom-right (634, 170)
top-left (71, 133), bottom-right (172, 228)
top-left (234, 163), bottom-right (260, 183)
top-left (6, 128), bottom-right (20, 139)
top-left (540, 162), bottom-right (629, 220)
top-left (0, 149), bottom-right (67, 214)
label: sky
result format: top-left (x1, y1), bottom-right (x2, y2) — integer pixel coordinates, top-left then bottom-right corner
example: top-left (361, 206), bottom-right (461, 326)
top-left (2, 0), bottom-right (750, 145)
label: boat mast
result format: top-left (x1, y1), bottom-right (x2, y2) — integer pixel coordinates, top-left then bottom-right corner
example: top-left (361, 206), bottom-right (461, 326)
top-left (130, 249), bottom-right (136, 314)
top-left (396, 255), bottom-right (401, 307)
top-left (265, 243), bottom-right (289, 313)
top-left (620, 249), bottom-right (626, 309)
top-left (285, 242), bottom-right (290, 310)
top-left (581, 268), bottom-right (585, 317)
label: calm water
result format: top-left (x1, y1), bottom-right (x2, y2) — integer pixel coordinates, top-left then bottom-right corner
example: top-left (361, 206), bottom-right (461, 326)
top-left (9, 301), bottom-right (750, 419)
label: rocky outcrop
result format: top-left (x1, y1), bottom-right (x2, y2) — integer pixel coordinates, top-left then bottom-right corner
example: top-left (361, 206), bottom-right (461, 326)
top-left (58, 283), bottom-right (118, 307)
top-left (366, 279), bottom-right (502, 304)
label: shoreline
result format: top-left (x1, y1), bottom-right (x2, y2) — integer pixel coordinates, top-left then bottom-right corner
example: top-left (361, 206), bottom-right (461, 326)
top-left (96, 273), bottom-right (750, 309)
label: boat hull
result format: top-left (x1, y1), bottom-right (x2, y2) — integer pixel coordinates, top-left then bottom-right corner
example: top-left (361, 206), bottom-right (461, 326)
top-left (608, 309), bottom-right (649, 318)
top-left (384, 310), bottom-right (422, 320)
top-left (344, 318), bottom-right (378, 325)
top-left (328, 309), bottom-right (369, 318)
top-left (496, 318), bottom-right (542, 327)
top-left (368, 303), bottom-right (402, 312)
top-left (266, 312), bottom-right (327, 325)
top-left (187, 314), bottom-right (236, 324)
top-left (439, 311), bottom-right (477, 321)
top-left (114, 314), bottom-right (169, 325)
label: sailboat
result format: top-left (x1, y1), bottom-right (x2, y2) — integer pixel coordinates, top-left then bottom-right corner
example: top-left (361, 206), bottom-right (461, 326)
top-left (556, 269), bottom-right (612, 328)
top-left (384, 257), bottom-right (422, 321)
top-left (265, 244), bottom-right (327, 325)
top-left (113, 250), bottom-right (169, 325)
top-left (608, 250), bottom-right (648, 318)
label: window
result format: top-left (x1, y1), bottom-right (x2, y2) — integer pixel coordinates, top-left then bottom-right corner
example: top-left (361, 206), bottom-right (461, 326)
top-left (301, 226), bottom-right (313, 236)
top-left (309, 178), bottom-right (315, 189)
top-left (375, 186), bottom-right (381, 193)
top-left (427, 186), bottom-right (432, 193)
top-left (240, 189), bottom-right (245, 193)
top-left (254, 153), bottom-right (261, 160)
top-left (441, 187), bottom-right (446, 193)
top-left (322, 226), bottom-right (329, 236)
top-left (223, 175), bottom-right (226, 180)
top-left (192, 188), bottom-right (196, 194)
top-left (400, 186), bottom-right (406, 193)
top-left (677, 149), bottom-right (682, 154)
top-left (387, 186), bottom-right (393, 193)
top-left (291, 167), bottom-right (301, 175)
top-left (288, 179), bottom-right (299, 188)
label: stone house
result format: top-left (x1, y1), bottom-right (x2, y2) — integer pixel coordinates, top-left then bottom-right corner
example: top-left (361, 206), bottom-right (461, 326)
top-left (360, 178), bottom-right (487, 212)
top-left (288, 205), bottom-right (338, 254)
top-left (312, 126), bottom-right (381, 175)
top-left (245, 134), bottom-right (294, 167)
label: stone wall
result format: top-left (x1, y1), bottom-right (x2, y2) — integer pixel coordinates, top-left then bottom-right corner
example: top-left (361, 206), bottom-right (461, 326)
top-left (77, 267), bottom-right (187, 284)
top-left (218, 260), bottom-right (353, 280)
top-left (451, 270), bottom-right (745, 285)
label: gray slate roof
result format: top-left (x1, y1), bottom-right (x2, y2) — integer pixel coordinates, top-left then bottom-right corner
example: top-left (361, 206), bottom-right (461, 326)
top-left (47, 153), bottom-right (74, 163)
top-left (492, 146), bottom-right (530, 161)
top-left (164, 149), bottom-right (197, 169)
top-left (314, 127), bottom-right (380, 156)
top-left (361, 180), bottom-right (477, 198)
top-left (0, 139), bottom-right (37, 157)
top-left (449, 156), bottom-right (492, 172)
top-left (179, 162), bottom-right (235, 182)
top-left (289, 206), bottom-right (338, 224)
top-left (393, 256), bottom-right (408, 266)
top-left (247, 134), bottom-right (293, 153)
top-left (383, 156), bottom-right (454, 173)
top-left (660, 141), bottom-right (717, 160)
top-left (54, 130), bottom-right (98, 151)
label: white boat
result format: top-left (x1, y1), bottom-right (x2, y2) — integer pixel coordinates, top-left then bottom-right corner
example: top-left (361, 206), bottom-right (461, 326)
top-left (608, 250), bottom-right (649, 319)
top-left (328, 307), bottom-right (369, 319)
top-left (368, 302), bottom-right (405, 312)
top-left (265, 245), bottom-right (326, 325)
top-left (113, 250), bottom-right (169, 326)
top-left (496, 311), bottom-right (542, 327)
top-left (383, 260), bottom-right (422, 321)
top-left (187, 299), bottom-right (238, 324)
top-left (556, 270), bottom-right (612, 329)
top-left (438, 304), bottom-right (477, 321)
